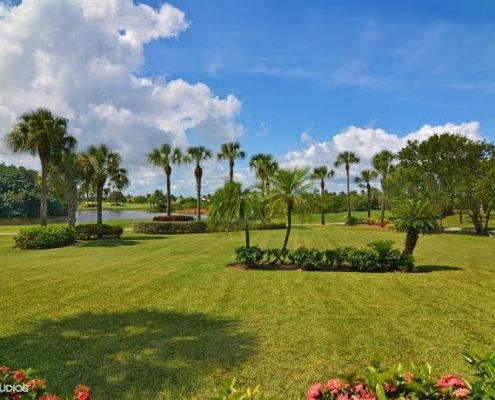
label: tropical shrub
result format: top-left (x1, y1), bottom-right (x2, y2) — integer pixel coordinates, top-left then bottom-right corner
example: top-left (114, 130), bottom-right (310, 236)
top-left (344, 215), bottom-right (362, 225)
top-left (14, 226), bottom-right (76, 249)
top-left (367, 240), bottom-right (401, 271)
top-left (133, 221), bottom-right (207, 234)
top-left (0, 365), bottom-right (90, 399)
top-left (235, 245), bottom-right (265, 265)
top-left (345, 247), bottom-right (379, 271)
top-left (75, 224), bottom-right (123, 240)
top-left (152, 215), bottom-right (194, 222)
top-left (288, 247), bottom-right (326, 270)
top-left (263, 247), bottom-right (288, 264)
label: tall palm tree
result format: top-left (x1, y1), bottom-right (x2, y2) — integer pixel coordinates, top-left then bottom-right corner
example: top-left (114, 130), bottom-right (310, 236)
top-left (209, 181), bottom-right (262, 247)
top-left (7, 108), bottom-right (76, 225)
top-left (147, 144), bottom-right (184, 216)
top-left (334, 151), bottom-right (360, 219)
top-left (217, 141), bottom-right (246, 182)
top-left (373, 150), bottom-right (396, 227)
top-left (268, 167), bottom-right (313, 260)
top-left (249, 153), bottom-right (279, 196)
top-left (355, 169), bottom-right (377, 219)
top-left (393, 199), bottom-right (438, 255)
top-left (79, 144), bottom-right (128, 237)
top-left (186, 146), bottom-right (212, 221)
top-left (311, 166), bottom-right (334, 225)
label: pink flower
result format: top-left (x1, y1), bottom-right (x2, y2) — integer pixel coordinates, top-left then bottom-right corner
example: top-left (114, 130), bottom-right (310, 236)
top-left (453, 388), bottom-right (471, 398)
top-left (337, 394), bottom-right (350, 400)
top-left (12, 370), bottom-right (25, 382)
top-left (404, 372), bottom-right (414, 384)
top-left (74, 384), bottom-right (91, 400)
top-left (39, 395), bottom-right (60, 400)
top-left (436, 375), bottom-right (466, 388)
top-left (384, 383), bottom-right (397, 393)
top-left (307, 384), bottom-right (323, 400)
top-left (327, 379), bottom-right (345, 394)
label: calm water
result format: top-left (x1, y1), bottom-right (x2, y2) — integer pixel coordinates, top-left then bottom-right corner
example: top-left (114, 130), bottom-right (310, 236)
top-left (0, 209), bottom-right (178, 225)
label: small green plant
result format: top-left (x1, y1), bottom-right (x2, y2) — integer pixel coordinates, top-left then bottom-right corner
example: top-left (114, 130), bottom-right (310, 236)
top-left (14, 225), bottom-right (76, 249)
top-left (344, 215), bottom-right (361, 225)
top-left (75, 224), bottom-right (123, 240)
top-left (288, 247), bottom-right (326, 270)
top-left (368, 240), bottom-right (401, 271)
top-left (235, 246), bottom-right (265, 265)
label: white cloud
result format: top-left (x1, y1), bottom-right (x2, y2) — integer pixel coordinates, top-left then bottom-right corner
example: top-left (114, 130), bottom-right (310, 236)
top-left (0, 0), bottom-right (242, 193)
top-left (280, 122), bottom-right (482, 192)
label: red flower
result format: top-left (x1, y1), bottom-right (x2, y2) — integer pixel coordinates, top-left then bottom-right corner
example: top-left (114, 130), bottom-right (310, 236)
top-left (307, 384), bottom-right (323, 400)
top-left (327, 379), bottom-right (345, 394)
top-left (74, 384), bottom-right (91, 400)
top-left (39, 395), bottom-right (61, 400)
top-left (0, 366), bottom-right (9, 374)
top-left (12, 370), bottom-right (25, 382)
top-left (436, 375), bottom-right (466, 388)
top-left (384, 383), bottom-right (397, 393)
top-left (27, 378), bottom-right (46, 390)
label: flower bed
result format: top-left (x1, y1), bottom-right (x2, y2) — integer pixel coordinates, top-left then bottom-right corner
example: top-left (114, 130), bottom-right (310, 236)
top-left (0, 365), bottom-right (90, 399)
top-left (133, 221), bottom-right (207, 234)
top-left (152, 215), bottom-right (195, 222)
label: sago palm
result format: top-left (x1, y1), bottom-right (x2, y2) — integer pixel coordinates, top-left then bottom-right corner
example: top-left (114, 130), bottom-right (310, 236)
top-left (268, 167), bottom-right (313, 260)
top-left (217, 142), bottom-right (246, 182)
top-left (79, 144), bottom-right (128, 237)
top-left (334, 151), bottom-right (360, 219)
top-left (393, 199), bottom-right (438, 255)
top-left (186, 146), bottom-right (212, 221)
top-left (373, 150), bottom-right (396, 227)
top-left (7, 108), bottom-right (76, 225)
top-left (311, 166), bottom-right (334, 225)
top-left (249, 153), bottom-right (279, 196)
top-left (355, 169), bottom-right (377, 219)
top-left (147, 144), bottom-right (184, 216)
top-left (208, 181), bottom-right (262, 247)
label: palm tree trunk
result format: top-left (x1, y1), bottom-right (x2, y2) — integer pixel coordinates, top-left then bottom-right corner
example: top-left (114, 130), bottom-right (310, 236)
top-left (403, 230), bottom-right (419, 255)
top-left (380, 191), bottom-right (387, 227)
top-left (366, 182), bottom-right (371, 219)
top-left (229, 158), bottom-right (234, 182)
top-left (459, 208), bottom-right (463, 224)
top-left (346, 165), bottom-right (351, 218)
top-left (320, 180), bottom-right (325, 226)
top-left (40, 157), bottom-right (49, 226)
top-left (244, 222), bottom-right (250, 247)
top-left (166, 171), bottom-right (172, 217)
top-left (67, 183), bottom-right (78, 228)
top-left (96, 183), bottom-right (103, 238)
top-left (279, 201), bottom-right (293, 262)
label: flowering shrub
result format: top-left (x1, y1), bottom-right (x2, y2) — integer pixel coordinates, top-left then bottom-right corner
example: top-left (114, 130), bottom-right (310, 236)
top-left (14, 226), bottom-right (76, 249)
top-left (75, 224), bottom-right (123, 240)
top-left (211, 350), bottom-right (495, 400)
top-left (0, 365), bottom-right (90, 399)
top-left (152, 215), bottom-right (195, 222)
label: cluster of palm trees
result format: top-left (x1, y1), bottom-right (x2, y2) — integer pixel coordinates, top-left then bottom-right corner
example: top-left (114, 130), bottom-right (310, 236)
top-left (7, 108), bottom-right (128, 236)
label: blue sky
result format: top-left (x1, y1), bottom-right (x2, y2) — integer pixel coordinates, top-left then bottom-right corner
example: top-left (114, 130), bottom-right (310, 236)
top-left (1, 0), bottom-right (494, 194)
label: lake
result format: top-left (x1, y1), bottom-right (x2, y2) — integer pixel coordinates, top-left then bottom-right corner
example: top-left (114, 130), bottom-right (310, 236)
top-left (0, 209), bottom-right (183, 225)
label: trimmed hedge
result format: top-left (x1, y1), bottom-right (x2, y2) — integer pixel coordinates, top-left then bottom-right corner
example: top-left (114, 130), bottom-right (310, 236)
top-left (133, 221), bottom-right (207, 234)
top-left (75, 224), bottom-right (124, 240)
top-left (14, 225), bottom-right (76, 249)
top-left (152, 215), bottom-right (195, 222)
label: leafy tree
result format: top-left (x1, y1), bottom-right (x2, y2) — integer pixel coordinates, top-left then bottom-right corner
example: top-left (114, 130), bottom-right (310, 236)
top-left (79, 144), bottom-right (128, 237)
top-left (267, 167), bottom-right (313, 260)
top-left (186, 146), bottom-right (212, 221)
top-left (355, 169), bottom-right (377, 219)
top-left (393, 199), bottom-right (438, 255)
top-left (311, 166), bottom-right (334, 225)
top-left (249, 153), bottom-right (279, 196)
top-left (372, 150), bottom-right (395, 226)
top-left (334, 151), bottom-right (360, 219)
top-left (209, 181), bottom-right (262, 247)
top-left (7, 108), bottom-right (76, 225)
top-left (148, 190), bottom-right (167, 211)
top-left (217, 142), bottom-right (246, 182)
top-left (147, 144), bottom-right (184, 216)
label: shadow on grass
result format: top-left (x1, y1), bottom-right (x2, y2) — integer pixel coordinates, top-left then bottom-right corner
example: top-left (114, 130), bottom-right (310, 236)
top-left (76, 235), bottom-right (167, 247)
top-left (415, 265), bottom-right (463, 273)
top-left (0, 310), bottom-right (255, 399)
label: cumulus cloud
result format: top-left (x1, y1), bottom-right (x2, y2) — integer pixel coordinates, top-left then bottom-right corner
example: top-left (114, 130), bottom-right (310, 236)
top-left (0, 0), bottom-right (242, 193)
top-left (280, 122), bottom-right (482, 192)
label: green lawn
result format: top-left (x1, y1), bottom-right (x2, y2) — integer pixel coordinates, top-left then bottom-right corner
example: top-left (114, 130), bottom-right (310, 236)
top-left (0, 225), bottom-right (494, 399)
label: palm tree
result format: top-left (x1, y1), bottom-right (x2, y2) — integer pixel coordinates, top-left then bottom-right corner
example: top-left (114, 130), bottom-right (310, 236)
top-left (249, 153), bottom-right (279, 196)
top-left (7, 108), bottom-right (76, 225)
top-left (186, 146), bottom-right (212, 221)
top-left (393, 199), bottom-right (438, 255)
top-left (268, 167), bottom-right (313, 260)
top-left (355, 169), bottom-right (377, 219)
top-left (79, 144), bottom-right (128, 237)
top-left (209, 181), bottom-right (262, 247)
top-left (311, 166), bottom-right (334, 225)
top-left (147, 144), bottom-right (184, 216)
top-left (217, 142), bottom-right (246, 182)
top-left (373, 150), bottom-right (396, 227)
top-left (334, 151), bottom-right (360, 219)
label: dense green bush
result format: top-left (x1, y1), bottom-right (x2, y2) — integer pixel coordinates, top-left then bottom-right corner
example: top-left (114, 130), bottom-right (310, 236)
top-left (133, 221), bottom-right (207, 234)
top-left (75, 224), bottom-right (124, 240)
top-left (344, 215), bottom-right (362, 225)
top-left (234, 242), bottom-right (413, 272)
top-left (14, 226), bottom-right (76, 249)
top-left (152, 215), bottom-right (194, 222)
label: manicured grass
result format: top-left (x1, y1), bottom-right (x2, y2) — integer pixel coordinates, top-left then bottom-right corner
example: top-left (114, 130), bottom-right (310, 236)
top-left (0, 225), bottom-right (494, 399)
